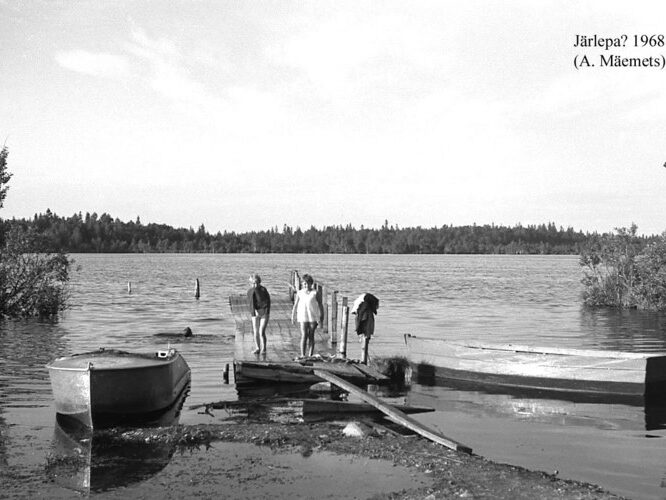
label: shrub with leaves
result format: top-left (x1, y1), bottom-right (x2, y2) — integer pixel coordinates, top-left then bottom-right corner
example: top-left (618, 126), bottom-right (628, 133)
top-left (0, 145), bottom-right (72, 318)
top-left (0, 226), bottom-right (72, 317)
top-left (580, 224), bottom-right (666, 310)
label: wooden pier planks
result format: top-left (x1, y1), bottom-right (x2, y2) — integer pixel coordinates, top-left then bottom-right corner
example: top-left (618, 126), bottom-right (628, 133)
top-left (314, 369), bottom-right (472, 454)
top-left (229, 294), bottom-right (329, 361)
top-left (229, 291), bottom-right (388, 386)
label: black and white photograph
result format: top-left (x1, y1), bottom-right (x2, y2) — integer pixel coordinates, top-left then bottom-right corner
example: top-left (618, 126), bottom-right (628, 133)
top-left (2, 1), bottom-right (666, 499)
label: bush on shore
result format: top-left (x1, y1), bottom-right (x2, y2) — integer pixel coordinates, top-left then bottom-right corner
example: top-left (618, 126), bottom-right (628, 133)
top-left (580, 224), bottom-right (666, 310)
top-left (0, 146), bottom-right (72, 318)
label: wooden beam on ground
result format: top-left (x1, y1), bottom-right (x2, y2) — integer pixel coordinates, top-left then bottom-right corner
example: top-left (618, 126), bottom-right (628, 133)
top-left (313, 369), bottom-right (472, 454)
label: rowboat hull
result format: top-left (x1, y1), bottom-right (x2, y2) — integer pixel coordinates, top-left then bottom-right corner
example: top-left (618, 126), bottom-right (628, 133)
top-left (404, 334), bottom-right (666, 397)
top-left (47, 348), bottom-right (191, 428)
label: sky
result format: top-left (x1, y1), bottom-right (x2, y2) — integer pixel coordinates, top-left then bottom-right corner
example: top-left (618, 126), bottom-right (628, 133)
top-left (2, 0), bottom-right (666, 235)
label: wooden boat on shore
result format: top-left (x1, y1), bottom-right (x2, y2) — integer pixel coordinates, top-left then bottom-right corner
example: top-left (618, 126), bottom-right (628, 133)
top-left (404, 334), bottom-right (666, 397)
top-left (47, 347), bottom-right (191, 428)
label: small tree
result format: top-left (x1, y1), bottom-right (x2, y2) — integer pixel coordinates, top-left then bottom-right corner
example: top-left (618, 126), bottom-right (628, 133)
top-left (0, 146), bottom-right (11, 209)
top-left (0, 147), bottom-right (72, 318)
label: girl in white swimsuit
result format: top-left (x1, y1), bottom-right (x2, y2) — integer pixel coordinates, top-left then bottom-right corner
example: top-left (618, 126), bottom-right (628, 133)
top-left (291, 273), bottom-right (323, 357)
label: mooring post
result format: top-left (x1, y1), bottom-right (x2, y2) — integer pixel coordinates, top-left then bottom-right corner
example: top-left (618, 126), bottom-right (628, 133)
top-left (127, 281), bottom-right (132, 294)
top-left (329, 291), bottom-right (338, 347)
top-left (195, 278), bottom-right (200, 299)
top-left (319, 284), bottom-right (328, 334)
top-left (339, 296), bottom-right (349, 358)
top-left (289, 270), bottom-right (296, 300)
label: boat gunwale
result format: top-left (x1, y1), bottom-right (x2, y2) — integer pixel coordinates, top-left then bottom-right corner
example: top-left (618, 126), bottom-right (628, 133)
top-left (47, 350), bottom-right (187, 371)
top-left (405, 334), bottom-right (666, 360)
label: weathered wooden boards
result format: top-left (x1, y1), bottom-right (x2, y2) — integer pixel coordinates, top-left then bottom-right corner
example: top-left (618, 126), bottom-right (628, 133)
top-left (314, 369), bottom-right (472, 453)
top-left (234, 358), bottom-right (389, 385)
top-left (230, 293), bottom-right (388, 386)
top-left (228, 295), bottom-right (329, 361)
top-left (405, 334), bottom-right (666, 397)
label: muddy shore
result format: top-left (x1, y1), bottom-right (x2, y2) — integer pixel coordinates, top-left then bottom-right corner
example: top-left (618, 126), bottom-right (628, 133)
top-left (37, 419), bottom-right (626, 499)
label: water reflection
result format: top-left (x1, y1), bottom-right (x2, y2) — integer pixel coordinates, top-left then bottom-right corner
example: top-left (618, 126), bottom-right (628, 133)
top-left (580, 307), bottom-right (666, 352)
top-left (0, 318), bottom-right (70, 469)
top-left (46, 384), bottom-right (189, 494)
top-left (407, 374), bottom-right (666, 432)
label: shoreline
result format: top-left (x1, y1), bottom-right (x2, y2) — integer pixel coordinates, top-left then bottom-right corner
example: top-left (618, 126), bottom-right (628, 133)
top-left (41, 420), bottom-right (625, 499)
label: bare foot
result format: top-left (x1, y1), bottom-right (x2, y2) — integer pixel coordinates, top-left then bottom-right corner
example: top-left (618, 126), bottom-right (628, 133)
top-left (252, 348), bottom-right (260, 354)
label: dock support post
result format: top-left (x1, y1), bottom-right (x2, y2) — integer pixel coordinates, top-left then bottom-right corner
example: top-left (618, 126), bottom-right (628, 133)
top-left (195, 278), bottom-right (200, 299)
top-left (289, 270), bottom-right (296, 300)
top-left (321, 285), bottom-right (329, 334)
top-left (339, 296), bottom-right (349, 358)
top-left (329, 291), bottom-right (338, 347)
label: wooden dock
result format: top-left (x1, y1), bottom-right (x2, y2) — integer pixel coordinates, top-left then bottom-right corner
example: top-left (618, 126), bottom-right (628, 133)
top-left (228, 278), bottom-right (471, 452)
top-left (228, 293), bottom-right (387, 385)
top-left (229, 294), bottom-right (330, 361)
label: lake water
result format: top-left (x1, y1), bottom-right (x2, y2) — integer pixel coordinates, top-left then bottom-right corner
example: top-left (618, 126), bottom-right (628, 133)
top-left (2, 254), bottom-right (666, 499)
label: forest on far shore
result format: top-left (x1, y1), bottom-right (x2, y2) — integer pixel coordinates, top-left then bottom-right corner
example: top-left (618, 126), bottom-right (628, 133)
top-left (2, 210), bottom-right (655, 255)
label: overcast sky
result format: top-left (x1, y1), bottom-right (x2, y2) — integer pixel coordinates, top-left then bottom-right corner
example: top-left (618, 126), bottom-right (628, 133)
top-left (2, 1), bottom-right (666, 234)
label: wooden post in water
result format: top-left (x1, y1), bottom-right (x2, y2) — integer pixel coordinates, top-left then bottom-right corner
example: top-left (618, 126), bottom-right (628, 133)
top-left (339, 296), bottom-right (349, 358)
top-left (195, 278), bottom-right (200, 299)
top-left (127, 281), bottom-right (132, 294)
top-left (319, 284), bottom-right (328, 334)
top-left (329, 291), bottom-right (338, 347)
top-left (289, 270), bottom-right (296, 300)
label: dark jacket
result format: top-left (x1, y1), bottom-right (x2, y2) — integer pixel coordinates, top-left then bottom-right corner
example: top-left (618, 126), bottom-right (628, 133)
top-left (354, 293), bottom-right (378, 337)
top-left (247, 285), bottom-right (271, 316)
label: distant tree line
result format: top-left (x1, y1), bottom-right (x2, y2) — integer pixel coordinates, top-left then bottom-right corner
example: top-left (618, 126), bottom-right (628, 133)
top-left (0, 211), bottom-right (625, 254)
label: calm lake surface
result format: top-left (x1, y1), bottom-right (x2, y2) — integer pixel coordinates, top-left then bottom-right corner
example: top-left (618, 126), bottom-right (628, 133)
top-left (2, 254), bottom-right (666, 499)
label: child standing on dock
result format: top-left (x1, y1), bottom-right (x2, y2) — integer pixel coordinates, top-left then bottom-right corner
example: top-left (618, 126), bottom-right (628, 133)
top-left (247, 274), bottom-right (270, 354)
top-left (291, 274), bottom-right (324, 357)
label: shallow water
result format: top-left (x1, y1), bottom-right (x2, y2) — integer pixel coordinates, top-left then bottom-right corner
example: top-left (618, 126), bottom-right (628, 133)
top-left (2, 254), bottom-right (666, 499)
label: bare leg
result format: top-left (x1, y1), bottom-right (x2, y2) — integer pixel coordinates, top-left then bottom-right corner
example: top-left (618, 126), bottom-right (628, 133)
top-left (299, 322), bottom-right (308, 357)
top-left (307, 323), bottom-right (317, 356)
top-left (251, 315), bottom-right (261, 354)
top-left (258, 316), bottom-right (269, 353)
top-left (361, 335), bottom-right (370, 364)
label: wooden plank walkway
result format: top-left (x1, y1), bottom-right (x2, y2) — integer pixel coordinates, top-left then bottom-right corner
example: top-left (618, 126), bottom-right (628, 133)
top-left (315, 369), bottom-right (472, 453)
top-left (229, 294), bottom-right (330, 361)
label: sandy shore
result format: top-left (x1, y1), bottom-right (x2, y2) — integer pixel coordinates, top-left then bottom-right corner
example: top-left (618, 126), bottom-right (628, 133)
top-left (35, 420), bottom-right (626, 499)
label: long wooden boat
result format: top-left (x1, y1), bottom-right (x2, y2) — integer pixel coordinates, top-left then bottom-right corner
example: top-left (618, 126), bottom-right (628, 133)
top-left (47, 347), bottom-right (191, 428)
top-left (404, 334), bottom-right (666, 397)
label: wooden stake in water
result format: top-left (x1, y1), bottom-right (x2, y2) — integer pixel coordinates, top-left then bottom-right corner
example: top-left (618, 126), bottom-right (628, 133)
top-left (329, 291), bottom-right (338, 347)
top-left (339, 296), bottom-right (349, 358)
top-left (195, 278), bottom-right (200, 299)
top-left (127, 281), bottom-right (132, 294)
